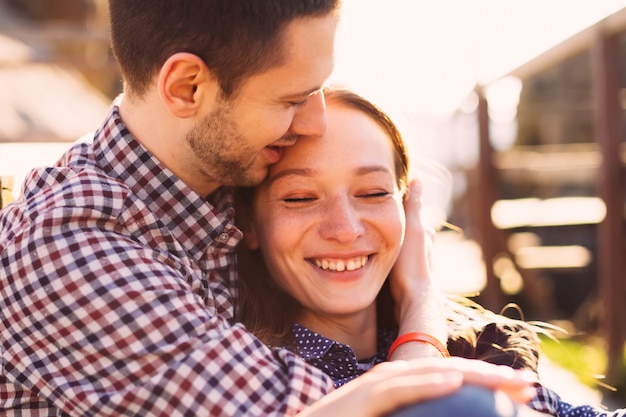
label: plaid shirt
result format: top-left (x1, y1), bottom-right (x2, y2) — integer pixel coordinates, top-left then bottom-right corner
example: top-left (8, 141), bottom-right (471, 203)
top-left (0, 99), bottom-right (333, 416)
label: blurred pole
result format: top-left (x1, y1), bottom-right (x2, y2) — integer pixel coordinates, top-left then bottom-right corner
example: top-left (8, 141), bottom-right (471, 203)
top-left (591, 29), bottom-right (625, 386)
top-left (0, 176), bottom-right (15, 209)
top-left (475, 86), bottom-right (503, 311)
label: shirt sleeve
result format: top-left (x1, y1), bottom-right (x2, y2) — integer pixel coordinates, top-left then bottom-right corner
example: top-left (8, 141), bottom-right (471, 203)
top-left (0, 201), bottom-right (334, 416)
top-left (528, 383), bottom-right (626, 417)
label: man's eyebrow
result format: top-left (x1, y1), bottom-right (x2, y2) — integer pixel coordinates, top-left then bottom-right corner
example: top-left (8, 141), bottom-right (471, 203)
top-left (279, 87), bottom-right (323, 100)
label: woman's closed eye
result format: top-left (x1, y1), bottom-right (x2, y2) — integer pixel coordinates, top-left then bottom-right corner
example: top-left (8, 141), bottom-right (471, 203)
top-left (356, 190), bottom-right (394, 200)
top-left (282, 190), bottom-right (393, 204)
top-left (283, 195), bottom-right (317, 204)
top-left (359, 191), bottom-right (390, 198)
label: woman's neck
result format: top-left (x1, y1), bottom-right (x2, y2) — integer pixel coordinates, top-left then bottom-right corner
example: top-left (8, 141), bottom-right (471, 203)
top-left (298, 306), bottom-right (378, 359)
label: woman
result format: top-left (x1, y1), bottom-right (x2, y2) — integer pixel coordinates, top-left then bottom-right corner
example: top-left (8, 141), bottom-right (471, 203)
top-left (235, 88), bottom-right (624, 417)
top-left (236, 87), bottom-right (429, 369)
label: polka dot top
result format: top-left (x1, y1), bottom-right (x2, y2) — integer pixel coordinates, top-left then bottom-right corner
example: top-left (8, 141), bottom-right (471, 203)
top-left (291, 323), bottom-right (396, 387)
top-left (290, 323), bottom-right (626, 416)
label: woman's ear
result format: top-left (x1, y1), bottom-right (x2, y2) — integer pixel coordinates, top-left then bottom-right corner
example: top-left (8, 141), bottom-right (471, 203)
top-left (157, 52), bottom-right (217, 118)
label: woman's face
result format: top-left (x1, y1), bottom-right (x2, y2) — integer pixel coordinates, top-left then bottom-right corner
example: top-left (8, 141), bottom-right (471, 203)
top-left (247, 100), bottom-right (405, 323)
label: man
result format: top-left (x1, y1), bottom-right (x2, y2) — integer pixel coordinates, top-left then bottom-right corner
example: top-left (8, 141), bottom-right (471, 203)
top-left (0, 1), bottom-right (539, 415)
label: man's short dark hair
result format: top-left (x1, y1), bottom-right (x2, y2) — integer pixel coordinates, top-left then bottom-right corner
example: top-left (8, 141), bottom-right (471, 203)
top-left (108, 0), bottom-right (340, 98)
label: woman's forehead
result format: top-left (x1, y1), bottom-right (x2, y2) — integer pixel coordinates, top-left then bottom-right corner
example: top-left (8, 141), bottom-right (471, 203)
top-left (281, 107), bottom-right (393, 168)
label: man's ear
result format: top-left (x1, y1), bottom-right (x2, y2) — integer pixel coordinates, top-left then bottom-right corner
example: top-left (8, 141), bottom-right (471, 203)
top-left (157, 52), bottom-right (217, 118)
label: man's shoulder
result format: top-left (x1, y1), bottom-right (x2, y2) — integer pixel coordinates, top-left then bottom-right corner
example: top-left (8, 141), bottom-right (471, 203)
top-left (23, 164), bottom-right (132, 211)
top-left (0, 163), bottom-right (137, 239)
top-left (0, 165), bottom-right (138, 255)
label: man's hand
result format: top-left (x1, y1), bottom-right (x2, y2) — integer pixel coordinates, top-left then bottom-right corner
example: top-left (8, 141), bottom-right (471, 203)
top-left (298, 357), bottom-right (538, 417)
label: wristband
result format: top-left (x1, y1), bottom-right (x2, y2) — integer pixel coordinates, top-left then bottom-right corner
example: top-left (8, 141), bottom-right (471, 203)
top-left (387, 332), bottom-right (450, 360)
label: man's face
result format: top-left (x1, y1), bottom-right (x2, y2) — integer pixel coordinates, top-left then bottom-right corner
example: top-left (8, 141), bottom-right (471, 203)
top-left (186, 14), bottom-right (338, 189)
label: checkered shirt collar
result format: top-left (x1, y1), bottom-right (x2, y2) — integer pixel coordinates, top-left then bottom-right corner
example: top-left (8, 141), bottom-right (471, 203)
top-left (89, 98), bottom-right (242, 263)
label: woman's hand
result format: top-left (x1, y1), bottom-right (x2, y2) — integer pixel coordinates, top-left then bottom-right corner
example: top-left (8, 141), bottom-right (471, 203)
top-left (388, 180), bottom-right (448, 359)
top-left (391, 180), bottom-right (435, 298)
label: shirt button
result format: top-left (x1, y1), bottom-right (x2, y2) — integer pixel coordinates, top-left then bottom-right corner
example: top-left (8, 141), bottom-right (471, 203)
top-left (218, 232), bottom-right (229, 242)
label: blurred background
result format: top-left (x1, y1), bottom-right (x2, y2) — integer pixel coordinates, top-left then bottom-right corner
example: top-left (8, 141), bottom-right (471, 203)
top-left (0, 0), bottom-right (625, 407)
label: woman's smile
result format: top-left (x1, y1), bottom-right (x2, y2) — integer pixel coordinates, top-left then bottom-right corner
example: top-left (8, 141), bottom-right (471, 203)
top-left (311, 255), bottom-right (369, 271)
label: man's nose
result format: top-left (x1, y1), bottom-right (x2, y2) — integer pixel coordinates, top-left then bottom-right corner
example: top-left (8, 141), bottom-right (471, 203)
top-left (289, 90), bottom-right (327, 138)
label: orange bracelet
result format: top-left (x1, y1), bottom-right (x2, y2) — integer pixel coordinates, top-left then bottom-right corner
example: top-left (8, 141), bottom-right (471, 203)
top-left (387, 332), bottom-right (450, 360)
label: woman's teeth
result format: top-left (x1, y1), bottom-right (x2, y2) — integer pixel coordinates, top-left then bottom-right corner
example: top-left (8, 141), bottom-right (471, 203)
top-left (315, 256), bottom-right (368, 271)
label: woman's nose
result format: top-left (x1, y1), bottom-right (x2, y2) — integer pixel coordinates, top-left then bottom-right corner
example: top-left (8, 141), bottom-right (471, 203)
top-left (319, 197), bottom-right (365, 243)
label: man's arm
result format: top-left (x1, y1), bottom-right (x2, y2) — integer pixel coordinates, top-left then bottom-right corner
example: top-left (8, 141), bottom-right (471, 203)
top-left (299, 358), bottom-right (539, 417)
top-left (0, 200), bottom-right (333, 416)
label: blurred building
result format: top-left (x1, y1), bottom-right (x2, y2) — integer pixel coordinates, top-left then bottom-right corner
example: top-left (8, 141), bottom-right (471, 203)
top-left (0, 0), bottom-right (119, 144)
top-left (0, 0), bottom-right (118, 205)
top-left (451, 6), bottom-right (626, 389)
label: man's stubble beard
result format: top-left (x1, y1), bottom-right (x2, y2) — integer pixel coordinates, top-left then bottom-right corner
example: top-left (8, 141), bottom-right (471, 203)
top-left (185, 105), bottom-right (262, 187)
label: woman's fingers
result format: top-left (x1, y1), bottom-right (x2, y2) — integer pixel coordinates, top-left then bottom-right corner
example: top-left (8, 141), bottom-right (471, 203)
top-left (391, 180), bottom-right (431, 295)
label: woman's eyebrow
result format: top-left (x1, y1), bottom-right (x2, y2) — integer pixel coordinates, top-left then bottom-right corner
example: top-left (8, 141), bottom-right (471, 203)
top-left (267, 168), bottom-right (315, 185)
top-left (354, 166), bottom-right (394, 176)
top-left (267, 165), bottom-right (393, 186)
